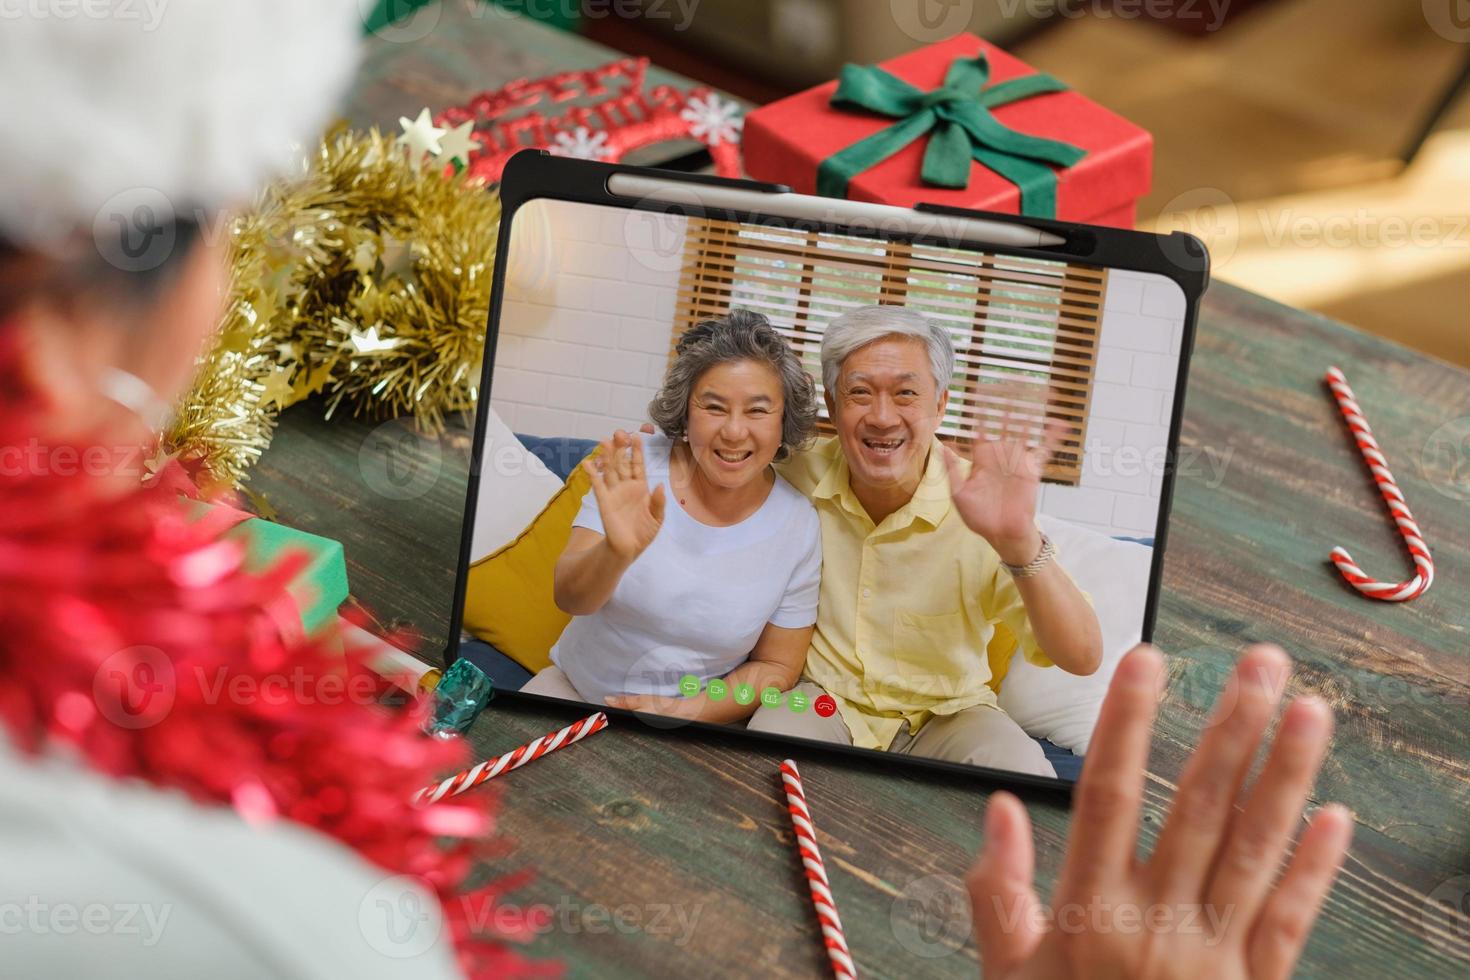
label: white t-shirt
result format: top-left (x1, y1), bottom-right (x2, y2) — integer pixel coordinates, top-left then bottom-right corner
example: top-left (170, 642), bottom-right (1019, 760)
top-left (550, 433), bottom-right (822, 704)
top-left (0, 739), bottom-right (462, 980)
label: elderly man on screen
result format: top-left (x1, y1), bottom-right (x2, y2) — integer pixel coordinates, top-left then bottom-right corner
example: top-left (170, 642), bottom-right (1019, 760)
top-left (747, 305), bottom-right (1103, 778)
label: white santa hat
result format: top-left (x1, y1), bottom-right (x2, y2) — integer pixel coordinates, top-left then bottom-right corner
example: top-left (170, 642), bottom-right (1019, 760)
top-left (0, 0), bottom-right (363, 254)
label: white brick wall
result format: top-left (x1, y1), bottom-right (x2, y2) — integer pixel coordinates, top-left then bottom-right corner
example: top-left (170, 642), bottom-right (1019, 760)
top-left (1040, 269), bottom-right (1188, 539)
top-left (490, 199), bottom-right (685, 442)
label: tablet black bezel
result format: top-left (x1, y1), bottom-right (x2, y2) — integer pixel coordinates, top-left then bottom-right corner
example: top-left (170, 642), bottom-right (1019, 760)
top-left (442, 149), bottom-right (1209, 796)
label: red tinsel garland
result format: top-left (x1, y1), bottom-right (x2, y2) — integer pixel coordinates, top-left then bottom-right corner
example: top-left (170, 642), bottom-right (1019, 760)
top-left (0, 331), bottom-right (555, 978)
top-left (434, 57), bottom-right (744, 182)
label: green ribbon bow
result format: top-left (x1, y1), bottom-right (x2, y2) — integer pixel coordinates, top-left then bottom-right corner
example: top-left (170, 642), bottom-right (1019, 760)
top-left (817, 52), bottom-right (1087, 218)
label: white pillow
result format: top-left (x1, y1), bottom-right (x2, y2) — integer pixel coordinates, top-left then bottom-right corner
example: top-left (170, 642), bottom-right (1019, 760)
top-left (996, 515), bottom-right (1153, 755)
top-left (467, 406), bottom-right (566, 562)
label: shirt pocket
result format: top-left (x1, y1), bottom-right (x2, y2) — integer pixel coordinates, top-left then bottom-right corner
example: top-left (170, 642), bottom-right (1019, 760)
top-left (890, 608), bottom-right (979, 704)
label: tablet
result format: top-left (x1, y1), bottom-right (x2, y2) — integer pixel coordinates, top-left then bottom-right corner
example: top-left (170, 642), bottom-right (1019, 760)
top-left (447, 149), bottom-right (1208, 792)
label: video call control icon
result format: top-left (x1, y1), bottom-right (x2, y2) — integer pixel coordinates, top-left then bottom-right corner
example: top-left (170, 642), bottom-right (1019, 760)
top-left (678, 675), bottom-right (837, 715)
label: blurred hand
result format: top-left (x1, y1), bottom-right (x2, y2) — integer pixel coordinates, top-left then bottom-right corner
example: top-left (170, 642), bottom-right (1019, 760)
top-left (967, 643), bottom-right (1352, 980)
top-left (583, 430), bottom-right (665, 562)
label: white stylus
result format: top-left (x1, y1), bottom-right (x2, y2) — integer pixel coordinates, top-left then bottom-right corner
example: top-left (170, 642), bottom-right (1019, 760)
top-left (605, 172), bottom-right (1067, 249)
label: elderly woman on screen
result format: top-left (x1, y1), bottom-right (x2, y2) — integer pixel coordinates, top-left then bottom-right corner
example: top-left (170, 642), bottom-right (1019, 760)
top-left (519, 309), bottom-right (822, 724)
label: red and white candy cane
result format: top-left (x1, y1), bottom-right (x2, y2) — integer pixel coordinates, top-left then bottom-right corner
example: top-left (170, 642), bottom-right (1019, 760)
top-left (414, 712), bottom-right (609, 805)
top-left (1324, 366), bottom-right (1434, 601)
top-left (780, 759), bottom-right (857, 980)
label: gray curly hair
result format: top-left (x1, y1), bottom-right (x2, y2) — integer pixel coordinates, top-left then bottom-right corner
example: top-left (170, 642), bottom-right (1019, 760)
top-left (648, 308), bottom-right (818, 461)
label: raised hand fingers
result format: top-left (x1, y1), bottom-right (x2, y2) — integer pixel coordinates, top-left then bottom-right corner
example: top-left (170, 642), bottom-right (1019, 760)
top-left (595, 436), bottom-right (621, 488)
top-left (598, 431), bottom-right (635, 488)
top-left (968, 791), bottom-right (1045, 977)
top-left (581, 456), bottom-right (609, 500)
top-left (1206, 695), bottom-right (1334, 924)
top-left (612, 429), bottom-right (635, 481)
top-left (1000, 392), bottom-right (1025, 447)
top-left (1061, 644), bottom-right (1165, 896)
top-left (1147, 644), bottom-right (1290, 902)
top-left (1247, 804), bottom-right (1353, 980)
top-left (630, 431), bottom-right (647, 483)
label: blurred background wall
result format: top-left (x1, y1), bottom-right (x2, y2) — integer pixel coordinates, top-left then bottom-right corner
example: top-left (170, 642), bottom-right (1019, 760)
top-left (371, 0), bottom-right (1470, 369)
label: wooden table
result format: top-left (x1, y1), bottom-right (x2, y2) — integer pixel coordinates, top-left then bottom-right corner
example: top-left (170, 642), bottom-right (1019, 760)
top-left (251, 5), bottom-right (1470, 976)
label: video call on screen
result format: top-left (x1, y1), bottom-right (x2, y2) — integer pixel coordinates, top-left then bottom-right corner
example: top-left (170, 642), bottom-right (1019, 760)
top-left (460, 197), bottom-right (1187, 781)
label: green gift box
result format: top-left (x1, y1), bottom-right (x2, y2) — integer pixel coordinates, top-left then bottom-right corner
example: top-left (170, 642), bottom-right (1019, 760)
top-left (182, 499), bottom-right (349, 640)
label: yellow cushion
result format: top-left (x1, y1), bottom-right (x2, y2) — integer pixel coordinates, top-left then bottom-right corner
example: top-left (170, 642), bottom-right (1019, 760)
top-left (986, 623), bottom-right (1019, 695)
top-left (461, 447), bottom-right (598, 672)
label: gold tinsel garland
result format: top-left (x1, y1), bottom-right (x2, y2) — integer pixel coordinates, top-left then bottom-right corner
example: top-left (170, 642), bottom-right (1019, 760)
top-left (163, 125), bottom-right (502, 490)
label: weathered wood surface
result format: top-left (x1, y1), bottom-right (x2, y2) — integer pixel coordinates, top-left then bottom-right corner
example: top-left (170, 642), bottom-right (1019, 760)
top-left (249, 5), bottom-right (1470, 976)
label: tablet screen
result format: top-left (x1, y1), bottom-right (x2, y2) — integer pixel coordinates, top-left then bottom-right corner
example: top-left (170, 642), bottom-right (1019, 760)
top-left (459, 188), bottom-right (1193, 785)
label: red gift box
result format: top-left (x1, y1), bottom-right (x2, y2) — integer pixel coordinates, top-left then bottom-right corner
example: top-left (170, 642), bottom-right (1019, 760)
top-left (742, 33), bottom-right (1152, 229)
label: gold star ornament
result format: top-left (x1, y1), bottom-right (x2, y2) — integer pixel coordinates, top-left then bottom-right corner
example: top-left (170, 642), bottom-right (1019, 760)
top-left (396, 107), bottom-right (446, 167)
top-left (438, 120), bottom-right (481, 167)
top-left (349, 324), bottom-right (403, 355)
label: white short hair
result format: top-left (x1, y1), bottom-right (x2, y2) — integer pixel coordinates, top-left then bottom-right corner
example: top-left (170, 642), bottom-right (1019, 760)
top-left (820, 306), bottom-right (954, 398)
top-left (0, 0), bottom-right (362, 253)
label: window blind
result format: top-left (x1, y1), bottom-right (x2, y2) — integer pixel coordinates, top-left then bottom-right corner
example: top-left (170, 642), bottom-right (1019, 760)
top-left (671, 216), bottom-right (1105, 486)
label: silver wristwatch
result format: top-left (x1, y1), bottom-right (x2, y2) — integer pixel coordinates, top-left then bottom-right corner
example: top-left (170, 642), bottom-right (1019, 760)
top-left (1002, 531), bottom-right (1055, 578)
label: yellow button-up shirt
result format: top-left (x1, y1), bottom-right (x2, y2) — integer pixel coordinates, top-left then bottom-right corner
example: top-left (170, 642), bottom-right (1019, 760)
top-left (776, 436), bottom-right (1065, 751)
